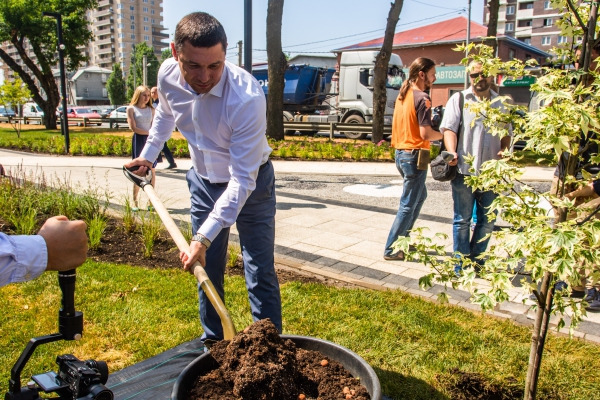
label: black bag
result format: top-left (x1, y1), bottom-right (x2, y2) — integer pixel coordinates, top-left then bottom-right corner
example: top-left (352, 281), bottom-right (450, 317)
top-left (430, 92), bottom-right (464, 182)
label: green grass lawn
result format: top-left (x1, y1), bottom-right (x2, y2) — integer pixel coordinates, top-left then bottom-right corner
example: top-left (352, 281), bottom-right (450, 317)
top-left (1, 261), bottom-right (598, 399)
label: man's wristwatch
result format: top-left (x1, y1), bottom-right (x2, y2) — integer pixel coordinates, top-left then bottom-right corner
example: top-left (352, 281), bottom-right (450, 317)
top-left (191, 234), bottom-right (212, 249)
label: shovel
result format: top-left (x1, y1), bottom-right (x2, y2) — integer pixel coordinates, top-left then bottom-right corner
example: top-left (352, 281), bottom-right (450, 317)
top-left (123, 166), bottom-right (237, 340)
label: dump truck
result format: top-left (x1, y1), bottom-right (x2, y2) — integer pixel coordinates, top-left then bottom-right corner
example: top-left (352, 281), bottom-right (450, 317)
top-left (252, 50), bottom-right (404, 139)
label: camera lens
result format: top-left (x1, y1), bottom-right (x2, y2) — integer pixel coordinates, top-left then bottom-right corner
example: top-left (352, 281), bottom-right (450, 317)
top-left (81, 384), bottom-right (114, 400)
top-left (85, 359), bottom-right (109, 384)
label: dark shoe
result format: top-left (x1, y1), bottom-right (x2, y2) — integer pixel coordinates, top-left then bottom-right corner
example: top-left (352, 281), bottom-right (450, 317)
top-left (554, 281), bottom-right (568, 292)
top-left (584, 288), bottom-right (598, 303)
top-left (166, 163), bottom-right (177, 169)
top-left (585, 298), bottom-right (600, 312)
top-left (570, 289), bottom-right (585, 299)
top-left (384, 252), bottom-right (405, 261)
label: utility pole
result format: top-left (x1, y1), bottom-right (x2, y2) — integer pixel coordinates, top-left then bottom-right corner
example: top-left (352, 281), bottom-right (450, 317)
top-left (465, 0), bottom-right (472, 89)
top-left (244, 0), bottom-right (252, 73)
top-left (143, 54), bottom-right (148, 87)
top-left (238, 40), bottom-right (243, 67)
top-left (42, 11), bottom-right (69, 154)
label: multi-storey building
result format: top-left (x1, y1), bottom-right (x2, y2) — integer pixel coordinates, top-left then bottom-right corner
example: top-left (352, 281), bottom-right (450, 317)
top-left (86, 0), bottom-right (169, 75)
top-left (485, 0), bottom-right (580, 50)
top-left (0, 0), bottom-right (168, 87)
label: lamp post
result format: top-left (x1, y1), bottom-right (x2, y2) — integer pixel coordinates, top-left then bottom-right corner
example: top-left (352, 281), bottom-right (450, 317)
top-left (244, 0), bottom-right (252, 73)
top-left (42, 11), bottom-right (70, 154)
top-left (465, 0), bottom-right (472, 89)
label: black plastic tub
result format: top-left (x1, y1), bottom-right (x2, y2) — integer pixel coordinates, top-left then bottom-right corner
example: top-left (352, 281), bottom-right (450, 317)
top-left (171, 334), bottom-right (382, 400)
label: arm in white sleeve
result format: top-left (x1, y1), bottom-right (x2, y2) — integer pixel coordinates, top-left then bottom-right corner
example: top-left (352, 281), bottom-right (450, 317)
top-left (140, 78), bottom-right (176, 163)
top-left (198, 96), bottom-right (267, 242)
top-left (0, 233), bottom-right (47, 287)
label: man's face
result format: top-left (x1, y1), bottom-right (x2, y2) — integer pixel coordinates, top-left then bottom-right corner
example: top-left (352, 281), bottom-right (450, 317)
top-left (171, 41), bottom-right (226, 94)
top-left (422, 67), bottom-right (436, 91)
top-left (150, 87), bottom-right (158, 100)
top-left (470, 66), bottom-right (492, 93)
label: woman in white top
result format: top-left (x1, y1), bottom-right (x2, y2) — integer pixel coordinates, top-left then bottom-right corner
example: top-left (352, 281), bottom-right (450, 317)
top-left (127, 85), bottom-right (160, 210)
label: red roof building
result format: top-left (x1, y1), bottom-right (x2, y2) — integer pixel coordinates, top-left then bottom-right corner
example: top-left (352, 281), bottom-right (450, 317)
top-left (334, 16), bottom-right (548, 106)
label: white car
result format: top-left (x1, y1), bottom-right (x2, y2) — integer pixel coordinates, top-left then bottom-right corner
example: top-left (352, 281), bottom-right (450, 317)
top-left (109, 106), bottom-right (128, 120)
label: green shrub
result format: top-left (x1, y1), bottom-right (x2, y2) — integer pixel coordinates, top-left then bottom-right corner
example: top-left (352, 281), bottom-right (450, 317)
top-left (87, 215), bottom-right (107, 250)
top-left (140, 210), bottom-right (162, 258)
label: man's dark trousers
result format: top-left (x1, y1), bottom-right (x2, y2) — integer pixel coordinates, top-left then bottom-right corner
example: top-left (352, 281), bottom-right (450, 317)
top-left (162, 143), bottom-right (176, 167)
top-left (186, 160), bottom-right (281, 342)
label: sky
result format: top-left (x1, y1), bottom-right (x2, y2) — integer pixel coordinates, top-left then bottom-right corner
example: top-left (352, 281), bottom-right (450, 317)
top-left (162, 0), bottom-right (485, 64)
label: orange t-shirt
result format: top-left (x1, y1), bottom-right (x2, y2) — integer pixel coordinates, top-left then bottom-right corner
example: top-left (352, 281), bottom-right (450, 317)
top-left (390, 87), bottom-right (432, 150)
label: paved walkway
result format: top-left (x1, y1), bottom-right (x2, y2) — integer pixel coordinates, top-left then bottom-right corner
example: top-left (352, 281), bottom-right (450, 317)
top-left (1, 150), bottom-right (598, 342)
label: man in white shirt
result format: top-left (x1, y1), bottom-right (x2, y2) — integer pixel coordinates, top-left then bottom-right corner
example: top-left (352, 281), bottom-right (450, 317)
top-left (440, 62), bottom-right (511, 274)
top-left (1, 216), bottom-right (88, 286)
top-left (125, 12), bottom-right (281, 345)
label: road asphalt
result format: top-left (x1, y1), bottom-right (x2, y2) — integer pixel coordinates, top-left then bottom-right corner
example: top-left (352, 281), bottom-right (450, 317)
top-left (1, 149), bottom-right (598, 342)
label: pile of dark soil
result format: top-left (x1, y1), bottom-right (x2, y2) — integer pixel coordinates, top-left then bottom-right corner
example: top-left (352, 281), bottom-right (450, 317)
top-left (188, 319), bottom-right (370, 400)
top-left (440, 368), bottom-right (523, 400)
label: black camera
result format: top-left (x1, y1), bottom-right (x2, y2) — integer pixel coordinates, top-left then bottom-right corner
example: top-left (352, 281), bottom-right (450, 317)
top-left (5, 270), bottom-right (113, 400)
top-left (30, 355), bottom-right (112, 400)
top-left (431, 105), bottom-right (444, 132)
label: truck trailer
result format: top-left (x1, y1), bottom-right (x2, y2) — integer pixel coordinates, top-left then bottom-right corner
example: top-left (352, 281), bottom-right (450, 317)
top-left (252, 50), bottom-right (404, 139)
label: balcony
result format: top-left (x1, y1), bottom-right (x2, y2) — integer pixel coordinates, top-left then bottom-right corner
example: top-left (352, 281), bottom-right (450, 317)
top-left (94, 17), bottom-right (114, 27)
top-left (516, 8), bottom-right (533, 19)
top-left (95, 37), bottom-right (114, 46)
top-left (98, 0), bottom-right (113, 6)
top-left (95, 47), bottom-right (115, 56)
top-left (152, 30), bottom-right (169, 39)
top-left (94, 8), bottom-right (113, 18)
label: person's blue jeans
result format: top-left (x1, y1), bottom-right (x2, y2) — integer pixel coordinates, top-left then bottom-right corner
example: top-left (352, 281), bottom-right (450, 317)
top-left (186, 161), bottom-right (281, 342)
top-left (384, 150), bottom-right (428, 256)
top-left (451, 173), bottom-right (497, 271)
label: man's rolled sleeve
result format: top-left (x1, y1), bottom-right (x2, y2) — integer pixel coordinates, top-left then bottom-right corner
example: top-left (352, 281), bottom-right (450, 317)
top-left (440, 93), bottom-right (461, 135)
top-left (0, 234), bottom-right (47, 286)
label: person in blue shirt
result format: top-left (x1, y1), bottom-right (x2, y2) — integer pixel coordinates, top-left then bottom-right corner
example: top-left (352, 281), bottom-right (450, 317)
top-left (0, 216), bottom-right (88, 287)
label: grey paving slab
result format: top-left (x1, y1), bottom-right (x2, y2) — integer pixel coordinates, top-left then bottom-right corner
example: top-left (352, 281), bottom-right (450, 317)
top-left (382, 274), bottom-right (413, 287)
top-left (300, 232), bottom-right (361, 251)
top-left (312, 256), bottom-right (340, 268)
top-left (329, 261), bottom-right (362, 273)
top-left (347, 266), bottom-right (388, 280)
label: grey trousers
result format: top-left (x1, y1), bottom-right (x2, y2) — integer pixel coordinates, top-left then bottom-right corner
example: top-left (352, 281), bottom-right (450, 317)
top-left (186, 160), bottom-right (281, 342)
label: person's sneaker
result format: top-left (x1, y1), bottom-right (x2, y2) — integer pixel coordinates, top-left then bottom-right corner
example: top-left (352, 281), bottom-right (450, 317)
top-left (166, 163), bottom-right (177, 169)
top-left (586, 298), bottom-right (600, 312)
top-left (584, 288), bottom-right (598, 303)
top-left (384, 252), bottom-right (405, 261)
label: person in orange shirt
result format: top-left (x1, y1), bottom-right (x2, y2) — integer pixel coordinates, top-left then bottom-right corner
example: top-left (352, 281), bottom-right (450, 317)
top-left (384, 57), bottom-right (442, 260)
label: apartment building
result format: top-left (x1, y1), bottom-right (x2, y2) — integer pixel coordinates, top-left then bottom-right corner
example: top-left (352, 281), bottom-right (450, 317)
top-left (0, 0), bottom-right (168, 86)
top-left (87, 0), bottom-right (169, 75)
top-left (485, 0), bottom-right (580, 50)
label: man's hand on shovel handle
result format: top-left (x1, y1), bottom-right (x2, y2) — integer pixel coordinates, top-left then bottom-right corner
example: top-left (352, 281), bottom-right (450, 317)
top-left (181, 240), bottom-right (207, 272)
top-left (124, 157), bottom-right (153, 176)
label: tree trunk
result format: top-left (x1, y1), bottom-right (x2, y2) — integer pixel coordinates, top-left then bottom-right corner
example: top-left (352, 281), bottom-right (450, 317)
top-left (372, 0), bottom-right (403, 143)
top-left (524, 6), bottom-right (598, 398)
top-left (485, 0), bottom-right (500, 56)
top-left (265, 0), bottom-right (286, 141)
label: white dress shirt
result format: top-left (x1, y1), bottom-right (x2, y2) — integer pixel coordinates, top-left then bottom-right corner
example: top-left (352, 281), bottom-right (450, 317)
top-left (0, 233), bottom-right (47, 286)
top-left (140, 58), bottom-right (271, 242)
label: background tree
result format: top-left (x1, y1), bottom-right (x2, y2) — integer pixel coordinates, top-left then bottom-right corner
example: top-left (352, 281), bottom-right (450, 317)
top-left (265, 0), bottom-right (286, 140)
top-left (0, 78), bottom-right (31, 137)
top-left (0, 0), bottom-right (95, 129)
top-left (399, 2), bottom-right (600, 398)
top-left (126, 42), bottom-right (160, 99)
top-left (161, 48), bottom-right (172, 64)
top-left (371, 0), bottom-right (403, 143)
top-left (106, 64), bottom-right (127, 107)
top-left (485, 0), bottom-right (500, 55)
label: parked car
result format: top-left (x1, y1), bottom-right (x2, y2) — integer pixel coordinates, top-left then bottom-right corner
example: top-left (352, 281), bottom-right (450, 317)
top-left (109, 106), bottom-right (128, 120)
top-left (0, 106), bottom-right (16, 119)
top-left (66, 107), bottom-right (102, 126)
top-left (96, 106), bottom-right (115, 118)
top-left (23, 102), bottom-right (44, 123)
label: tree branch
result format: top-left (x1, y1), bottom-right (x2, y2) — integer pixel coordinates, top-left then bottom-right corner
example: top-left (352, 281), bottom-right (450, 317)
top-left (566, 0), bottom-right (588, 32)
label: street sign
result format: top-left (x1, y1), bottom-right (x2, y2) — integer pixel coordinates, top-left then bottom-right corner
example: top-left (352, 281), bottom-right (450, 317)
top-left (502, 76), bottom-right (536, 86)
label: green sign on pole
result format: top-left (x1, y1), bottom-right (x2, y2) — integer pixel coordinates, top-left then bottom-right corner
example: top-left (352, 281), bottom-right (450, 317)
top-left (502, 76), bottom-right (536, 87)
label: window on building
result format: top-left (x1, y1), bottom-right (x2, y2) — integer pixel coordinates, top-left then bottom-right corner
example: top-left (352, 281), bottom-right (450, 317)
top-left (151, 0), bottom-right (154, 4)
top-left (131, 24), bottom-right (135, 29)
top-left (117, 4), bottom-right (123, 8)
top-left (118, 33), bottom-right (124, 38)
top-left (119, 43), bottom-right (126, 48)
top-left (143, 0), bottom-right (148, 2)
top-left (130, 15), bottom-right (135, 21)
top-left (509, 49), bottom-right (516, 60)
top-left (118, 23), bottom-right (124, 28)
top-left (117, 13), bottom-right (123, 19)
top-left (544, 1), bottom-right (552, 9)
top-left (144, 17), bottom-right (149, 22)
top-left (542, 36), bottom-right (551, 46)
top-left (525, 54), bottom-right (532, 60)
top-left (506, 5), bottom-right (515, 15)
top-left (130, 5), bottom-right (134, 10)
top-left (151, 19), bottom-right (155, 23)
top-left (505, 22), bottom-right (514, 32)
top-left (524, 38), bottom-right (532, 45)
top-left (576, 36), bottom-right (583, 43)
top-left (131, 34), bottom-right (135, 39)
top-left (557, 36), bottom-right (568, 44)
top-left (151, 9), bottom-right (155, 14)
top-left (144, 35), bottom-right (150, 41)
top-left (144, 26), bottom-right (149, 31)
top-left (518, 20), bottom-right (532, 27)
top-left (143, 7), bottom-right (148, 12)
top-left (543, 18), bottom-right (552, 27)
top-left (519, 2), bottom-right (534, 9)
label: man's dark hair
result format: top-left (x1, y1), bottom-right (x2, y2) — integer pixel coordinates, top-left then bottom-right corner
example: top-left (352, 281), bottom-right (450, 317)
top-left (174, 12), bottom-right (227, 53)
top-left (398, 57), bottom-right (436, 102)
